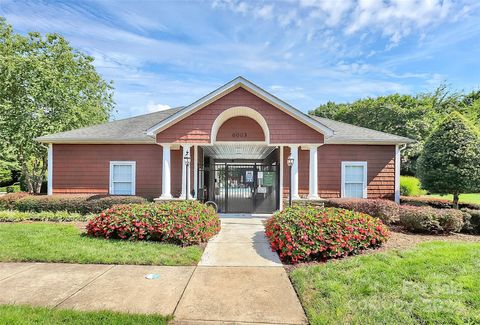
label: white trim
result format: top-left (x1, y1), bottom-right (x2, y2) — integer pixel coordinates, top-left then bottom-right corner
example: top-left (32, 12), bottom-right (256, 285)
top-left (36, 140), bottom-right (155, 144)
top-left (341, 161), bottom-right (368, 199)
top-left (160, 144), bottom-right (172, 199)
top-left (290, 145), bottom-right (300, 200)
top-left (324, 139), bottom-right (412, 145)
top-left (308, 145), bottom-right (319, 199)
top-left (394, 144), bottom-right (407, 203)
top-left (194, 145), bottom-right (198, 199)
top-left (145, 76), bottom-right (334, 137)
top-left (109, 161), bottom-right (136, 195)
top-left (279, 145), bottom-right (284, 210)
top-left (180, 145), bottom-right (191, 199)
top-left (210, 106), bottom-right (270, 144)
top-left (47, 144), bottom-right (53, 195)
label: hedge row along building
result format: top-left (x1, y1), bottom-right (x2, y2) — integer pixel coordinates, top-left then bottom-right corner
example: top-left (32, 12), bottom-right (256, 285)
top-left (37, 77), bottom-right (414, 214)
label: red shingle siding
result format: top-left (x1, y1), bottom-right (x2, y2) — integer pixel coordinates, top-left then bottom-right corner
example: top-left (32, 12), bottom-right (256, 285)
top-left (298, 148), bottom-right (309, 196)
top-left (52, 144), bottom-right (162, 199)
top-left (216, 116), bottom-right (265, 142)
top-left (156, 87), bottom-right (324, 144)
top-left (282, 145), bottom-right (395, 200)
top-left (171, 148), bottom-right (182, 197)
top-left (318, 145), bottom-right (395, 199)
top-left (282, 146), bottom-right (290, 196)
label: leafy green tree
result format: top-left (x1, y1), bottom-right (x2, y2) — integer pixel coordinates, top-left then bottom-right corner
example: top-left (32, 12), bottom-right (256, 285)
top-left (417, 112), bottom-right (480, 208)
top-left (311, 94), bottom-right (440, 174)
top-left (0, 150), bottom-right (18, 186)
top-left (0, 18), bottom-right (114, 193)
top-left (310, 84), bottom-right (479, 175)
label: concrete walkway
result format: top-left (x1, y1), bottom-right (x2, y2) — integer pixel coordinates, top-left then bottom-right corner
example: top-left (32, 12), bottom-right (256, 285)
top-left (0, 215), bottom-right (307, 324)
top-left (173, 215), bottom-right (306, 324)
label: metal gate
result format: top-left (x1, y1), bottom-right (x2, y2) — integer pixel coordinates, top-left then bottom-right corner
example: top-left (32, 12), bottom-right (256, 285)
top-left (207, 163), bottom-right (279, 214)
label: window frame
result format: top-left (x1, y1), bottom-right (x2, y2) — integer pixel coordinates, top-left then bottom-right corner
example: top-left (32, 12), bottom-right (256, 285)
top-left (109, 161), bottom-right (136, 196)
top-left (341, 161), bottom-right (368, 199)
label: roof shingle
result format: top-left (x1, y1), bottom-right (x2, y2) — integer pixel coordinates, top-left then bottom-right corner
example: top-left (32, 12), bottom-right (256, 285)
top-left (36, 106), bottom-right (413, 145)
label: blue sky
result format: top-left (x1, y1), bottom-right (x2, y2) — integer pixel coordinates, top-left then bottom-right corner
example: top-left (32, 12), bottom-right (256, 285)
top-left (1, 0), bottom-right (480, 119)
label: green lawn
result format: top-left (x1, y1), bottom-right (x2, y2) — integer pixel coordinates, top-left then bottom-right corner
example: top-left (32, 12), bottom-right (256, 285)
top-left (425, 193), bottom-right (480, 205)
top-left (290, 241), bottom-right (480, 324)
top-left (0, 305), bottom-right (170, 325)
top-left (0, 223), bottom-right (202, 266)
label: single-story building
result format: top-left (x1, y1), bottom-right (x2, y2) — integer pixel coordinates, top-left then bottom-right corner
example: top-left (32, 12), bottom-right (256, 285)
top-left (37, 77), bottom-right (414, 213)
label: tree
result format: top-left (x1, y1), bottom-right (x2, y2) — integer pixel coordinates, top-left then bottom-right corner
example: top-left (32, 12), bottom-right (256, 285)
top-left (0, 18), bottom-right (114, 193)
top-left (310, 84), bottom-right (480, 175)
top-left (417, 112), bottom-right (480, 208)
top-left (310, 93), bottom-right (440, 174)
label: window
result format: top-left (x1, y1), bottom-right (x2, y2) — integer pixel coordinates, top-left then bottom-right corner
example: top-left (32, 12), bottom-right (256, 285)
top-left (341, 161), bottom-right (367, 199)
top-left (109, 161), bottom-right (136, 195)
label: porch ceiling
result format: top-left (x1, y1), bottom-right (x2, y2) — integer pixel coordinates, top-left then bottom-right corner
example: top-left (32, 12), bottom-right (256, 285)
top-left (202, 144), bottom-right (276, 160)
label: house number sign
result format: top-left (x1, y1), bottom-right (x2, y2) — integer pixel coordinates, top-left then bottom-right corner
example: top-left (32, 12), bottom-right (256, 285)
top-left (232, 132), bottom-right (247, 138)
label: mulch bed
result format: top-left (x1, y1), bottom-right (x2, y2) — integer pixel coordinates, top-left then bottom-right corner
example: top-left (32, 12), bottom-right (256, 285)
top-left (285, 228), bottom-right (479, 270)
top-left (378, 227), bottom-right (480, 252)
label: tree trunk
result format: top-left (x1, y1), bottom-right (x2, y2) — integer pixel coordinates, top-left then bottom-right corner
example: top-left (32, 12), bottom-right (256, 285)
top-left (453, 193), bottom-right (460, 209)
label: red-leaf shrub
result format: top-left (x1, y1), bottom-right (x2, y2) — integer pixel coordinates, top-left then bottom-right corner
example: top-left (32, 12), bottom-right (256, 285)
top-left (0, 192), bottom-right (29, 210)
top-left (86, 200), bottom-right (221, 246)
top-left (399, 205), bottom-right (464, 234)
top-left (400, 196), bottom-right (452, 209)
top-left (14, 194), bottom-right (146, 215)
top-left (265, 206), bottom-right (389, 264)
top-left (324, 198), bottom-right (399, 224)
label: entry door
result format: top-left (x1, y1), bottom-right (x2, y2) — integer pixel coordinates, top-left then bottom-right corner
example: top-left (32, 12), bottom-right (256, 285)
top-left (213, 163), bottom-right (278, 213)
top-left (225, 164), bottom-right (255, 213)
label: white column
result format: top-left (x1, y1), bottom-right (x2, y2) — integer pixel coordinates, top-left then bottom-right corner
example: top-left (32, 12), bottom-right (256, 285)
top-left (181, 144), bottom-right (191, 199)
top-left (308, 145), bottom-right (319, 200)
top-left (290, 145), bottom-right (300, 200)
top-left (395, 145), bottom-right (400, 203)
top-left (279, 145), bottom-right (284, 210)
top-left (160, 144), bottom-right (172, 199)
top-left (47, 143), bottom-right (53, 195)
top-left (193, 145), bottom-right (198, 199)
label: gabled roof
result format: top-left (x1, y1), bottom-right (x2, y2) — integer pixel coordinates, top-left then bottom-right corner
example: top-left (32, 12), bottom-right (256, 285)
top-left (36, 77), bottom-right (415, 145)
top-left (35, 107), bottom-right (183, 144)
top-left (145, 76), bottom-right (335, 137)
top-left (311, 116), bottom-right (415, 144)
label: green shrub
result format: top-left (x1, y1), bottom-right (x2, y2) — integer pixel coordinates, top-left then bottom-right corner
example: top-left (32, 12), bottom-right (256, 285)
top-left (461, 209), bottom-right (480, 235)
top-left (324, 198), bottom-right (399, 224)
top-left (14, 194), bottom-right (146, 215)
top-left (0, 186), bottom-right (6, 192)
top-left (400, 176), bottom-right (426, 196)
top-left (399, 205), bottom-right (464, 234)
top-left (0, 210), bottom-right (87, 222)
top-left (401, 195), bottom-right (480, 210)
top-left (86, 201), bottom-right (221, 246)
top-left (6, 184), bottom-right (21, 193)
top-left (265, 206), bottom-right (389, 264)
top-left (0, 192), bottom-right (30, 210)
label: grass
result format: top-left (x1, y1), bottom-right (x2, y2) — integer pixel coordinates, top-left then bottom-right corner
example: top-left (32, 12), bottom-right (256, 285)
top-left (0, 210), bottom-right (88, 222)
top-left (425, 193), bottom-right (480, 205)
top-left (290, 241), bottom-right (480, 325)
top-left (0, 305), bottom-right (171, 324)
top-left (0, 223), bottom-right (202, 266)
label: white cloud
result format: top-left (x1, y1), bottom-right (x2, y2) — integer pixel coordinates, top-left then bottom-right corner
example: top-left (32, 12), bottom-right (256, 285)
top-left (255, 5), bottom-right (274, 20)
top-left (345, 0), bottom-right (452, 46)
top-left (302, 0), bottom-right (353, 27)
top-left (146, 102), bottom-right (171, 113)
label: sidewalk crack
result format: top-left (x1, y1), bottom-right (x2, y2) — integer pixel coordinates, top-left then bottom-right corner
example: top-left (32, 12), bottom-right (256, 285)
top-left (53, 264), bottom-right (116, 308)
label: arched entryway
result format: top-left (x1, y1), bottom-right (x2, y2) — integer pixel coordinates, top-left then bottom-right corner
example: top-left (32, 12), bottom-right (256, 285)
top-left (199, 107), bottom-right (280, 214)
